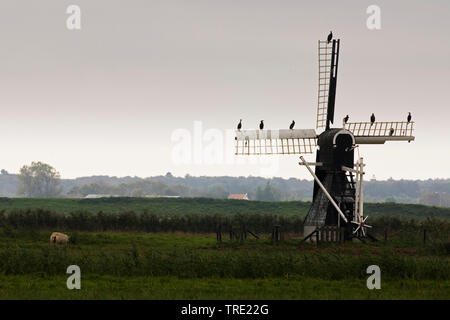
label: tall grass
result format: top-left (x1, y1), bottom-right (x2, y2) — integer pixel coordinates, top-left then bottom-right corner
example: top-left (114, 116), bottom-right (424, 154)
top-left (0, 244), bottom-right (448, 280)
top-left (0, 208), bottom-right (304, 233)
top-left (1, 208), bottom-right (449, 235)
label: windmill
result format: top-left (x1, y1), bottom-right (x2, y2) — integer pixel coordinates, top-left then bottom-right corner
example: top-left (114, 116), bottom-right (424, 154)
top-left (234, 37), bottom-right (415, 241)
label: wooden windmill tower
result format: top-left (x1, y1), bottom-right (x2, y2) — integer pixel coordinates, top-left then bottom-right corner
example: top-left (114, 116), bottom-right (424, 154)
top-left (235, 37), bottom-right (415, 241)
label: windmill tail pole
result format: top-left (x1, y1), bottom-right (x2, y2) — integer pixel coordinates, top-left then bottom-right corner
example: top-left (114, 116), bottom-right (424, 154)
top-left (299, 156), bottom-right (348, 223)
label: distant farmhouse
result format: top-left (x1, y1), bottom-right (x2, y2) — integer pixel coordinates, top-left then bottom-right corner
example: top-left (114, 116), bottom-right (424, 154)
top-left (228, 193), bottom-right (249, 200)
top-left (84, 194), bottom-right (119, 199)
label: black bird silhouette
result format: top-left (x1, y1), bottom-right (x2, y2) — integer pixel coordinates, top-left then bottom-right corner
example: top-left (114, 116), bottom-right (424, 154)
top-left (327, 31), bottom-right (333, 44)
top-left (343, 115), bottom-right (349, 124)
top-left (370, 113), bottom-right (376, 125)
top-left (289, 120), bottom-right (295, 130)
top-left (389, 128), bottom-right (394, 136)
top-left (237, 119), bottom-right (242, 131)
top-left (407, 112), bottom-right (412, 123)
top-left (259, 120), bottom-right (264, 130)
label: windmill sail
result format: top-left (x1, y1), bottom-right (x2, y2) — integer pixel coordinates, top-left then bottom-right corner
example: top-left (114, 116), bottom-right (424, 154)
top-left (316, 39), bottom-right (340, 130)
top-left (344, 121), bottom-right (415, 144)
top-left (235, 129), bottom-right (317, 155)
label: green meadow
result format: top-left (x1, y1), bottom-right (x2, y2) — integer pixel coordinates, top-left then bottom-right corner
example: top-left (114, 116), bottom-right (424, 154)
top-left (0, 198), bottom-right (448, 299)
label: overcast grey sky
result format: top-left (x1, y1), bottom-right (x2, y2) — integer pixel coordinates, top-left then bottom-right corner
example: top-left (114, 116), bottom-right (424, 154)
top-left (0, 0), bottom-right (449, 180)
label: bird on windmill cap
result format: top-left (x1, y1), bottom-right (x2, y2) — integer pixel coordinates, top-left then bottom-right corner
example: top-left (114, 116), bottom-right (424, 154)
top-left (343, 115), bottom-right (349, 124)
top-left (259, 120), bottom-right (264, 130)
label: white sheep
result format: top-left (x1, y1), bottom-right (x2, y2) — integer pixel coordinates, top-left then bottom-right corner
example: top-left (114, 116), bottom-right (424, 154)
top-left (50, 232), bottom-right (69, 244)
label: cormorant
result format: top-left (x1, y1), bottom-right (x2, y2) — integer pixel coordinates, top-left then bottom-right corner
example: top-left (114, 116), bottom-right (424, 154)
top-left (259, 120), bottom-right (264, 130)
top-left (370, 113), bottom-right (375, 125)
top-left (327, 31), bottom-right (333, 44)
top-left (407, 112), bottom-right (412, 123)
top-left (289, 120), bottom-right (295, 130)
top-left (343, 115), bottom-right (349, 124)
top-left (237, 119), bottom-right (242, 131)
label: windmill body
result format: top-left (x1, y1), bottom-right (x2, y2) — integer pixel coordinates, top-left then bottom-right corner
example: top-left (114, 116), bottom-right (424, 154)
top-left (303, 129), bottom-right (356, 237)
top-left (234, 37), bottom-right (415, 241)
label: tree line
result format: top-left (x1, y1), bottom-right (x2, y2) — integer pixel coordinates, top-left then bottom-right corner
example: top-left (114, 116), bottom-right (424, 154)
top-left (1, 161), bottom-right (449, 206)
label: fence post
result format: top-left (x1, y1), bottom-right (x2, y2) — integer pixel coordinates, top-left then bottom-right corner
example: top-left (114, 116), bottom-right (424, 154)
top-left (423, 229), bottom-right (427, 245)
top-left (272, 225), bottom-right (281, 243)
top-left (216, 224), bottom-right (222, 243)
top-left (243, 223), bottom-right (247, 240)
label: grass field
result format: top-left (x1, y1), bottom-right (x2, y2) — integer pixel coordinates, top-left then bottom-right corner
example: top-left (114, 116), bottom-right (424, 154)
top-left (2, 275), bottom-right (448, 300)
top-left (0, 230), bottom-right (448, 299)
top-left (0, 198), bottom-right (449, 300)
top-left (0, 197), bottom-right (449, 219)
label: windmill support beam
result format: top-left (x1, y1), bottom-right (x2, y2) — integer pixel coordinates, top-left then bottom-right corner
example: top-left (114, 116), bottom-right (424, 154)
top-left (299, 162), bottom-right (323, 167)
top-left (299, 156), bottom-right (348, 223)
top-left (358, 158), bottom-right (364, 221)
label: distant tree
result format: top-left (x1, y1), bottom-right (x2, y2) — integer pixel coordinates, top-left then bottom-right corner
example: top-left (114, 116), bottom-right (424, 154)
top-left (164, 184), bottom-right (189, 196)
top-left (385, 196), bottom-right (396, 203)
top-left (149, 181), bottom-right (169, 195)
top-left (285, 190), bottom-right (304, 201)
top-left (255, 182), bottom-right (282, 201)
top-left (205, 184), bottom-right (228, 199)
top-left (1, 169), bottom-right (8, 175)
top-left (68, 183), bottom-right (122, 197)
top-left (130, 187), bottom-right (145, 197)
top-left (419, 192), bottom-right (449, 207)
top-left (67, 186), bottom-right (81, 197)
top-left (17, 161), bottom-right (62, 197)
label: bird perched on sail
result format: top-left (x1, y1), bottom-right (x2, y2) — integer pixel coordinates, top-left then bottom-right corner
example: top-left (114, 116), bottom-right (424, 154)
top-left (343, 115), bottom-right (349, 124)
top-left (407, 112), bottom-right (412, 123)
top-left (259, 120), bottom-right (264, 130)
top-left (237, 119), bottom-right (242, 131)
top-left (370, 113), bottom-right (376, 125)
top-left (289, 120), bottom-right (295, 130)
top-left (389, 128), bottom-right (394, 136)
top-left (327, 31), bottom-right (333, 44)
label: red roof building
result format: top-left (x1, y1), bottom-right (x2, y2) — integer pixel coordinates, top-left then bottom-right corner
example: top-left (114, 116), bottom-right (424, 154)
top-left (228, 193), bottom-right (249, 200)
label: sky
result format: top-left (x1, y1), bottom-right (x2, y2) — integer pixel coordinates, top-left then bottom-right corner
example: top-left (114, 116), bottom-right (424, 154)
top-left (0, 0), bottom-right (449, 180)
